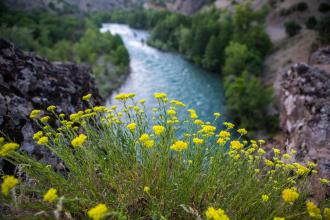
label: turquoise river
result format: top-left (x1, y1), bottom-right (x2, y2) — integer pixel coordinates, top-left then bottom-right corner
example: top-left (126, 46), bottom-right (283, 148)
top-left (101, 23), bottom-right (227, 125)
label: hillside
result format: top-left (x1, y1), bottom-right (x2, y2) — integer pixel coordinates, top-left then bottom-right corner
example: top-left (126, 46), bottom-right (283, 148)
top-left (2, 0), bottom-right (146, 12)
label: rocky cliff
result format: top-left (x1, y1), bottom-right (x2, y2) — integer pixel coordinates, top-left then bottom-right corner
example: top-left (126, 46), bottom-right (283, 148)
top-left (0, 39), bottom-right (102, 171)
top-left (279, 60), bottom-right (330, 197)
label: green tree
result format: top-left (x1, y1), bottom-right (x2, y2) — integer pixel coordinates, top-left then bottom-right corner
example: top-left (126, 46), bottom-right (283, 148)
top-left (224, 71), bottom-right (277, 132)
top-left (223, 41), bottom-right (249, 76)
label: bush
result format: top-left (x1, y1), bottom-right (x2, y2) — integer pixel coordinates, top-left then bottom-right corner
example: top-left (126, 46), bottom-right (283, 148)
top-left (319, 3), bottom-right (330, 13)
top-left (317, 16), bottom-right (330, 44)
top-left (295, 2), bottom-right (308, 11)
top-left (0, 93), bottom-right (327, 219)
top-left (305, 16), bottom-right (317, 30)
top-left (224, 71), bottom-right (277, 133)
top-left (284, 21), bottom-right (302, 37)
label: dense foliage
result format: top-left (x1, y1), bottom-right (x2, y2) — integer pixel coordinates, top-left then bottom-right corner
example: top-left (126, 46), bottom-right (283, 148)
top-left (284, 21), bottom-right (302, 37)
top-left (109, 4), bottom-right (275, 133)
top-left (1, 93), bottom-right (329, 219)
top-left (0, 3), bottom-right (129, 96)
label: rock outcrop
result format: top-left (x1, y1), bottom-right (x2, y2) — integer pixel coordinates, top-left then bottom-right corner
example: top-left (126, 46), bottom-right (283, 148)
top-left (279, 63), bottom-right (330, 196)
top-left (0, 39), bottom-right (102, 171)
top-left (166, 0), bottom-right (208, 14)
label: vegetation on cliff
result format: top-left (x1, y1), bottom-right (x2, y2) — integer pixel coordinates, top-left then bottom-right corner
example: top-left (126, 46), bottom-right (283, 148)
top-left (1, 93), bottom-right (330, 219)
top-left (0, 3), bottom-right (129, 96)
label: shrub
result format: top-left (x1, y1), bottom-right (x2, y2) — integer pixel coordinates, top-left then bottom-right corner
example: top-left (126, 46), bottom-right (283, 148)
top-left (305, 16), bottom-right (317, 30)
top-left (295, 2), bottom-right (308, 11)
top-left (284, 21), bottom-right (302, 37)
top-left (317, 16), bottom-right (330, 44)
top-left (319, 3), bottom-right (330, 13)
top-left (224, 71), bottom-right (277, 133)
top-left (0, 93), bottom-right (328, 219)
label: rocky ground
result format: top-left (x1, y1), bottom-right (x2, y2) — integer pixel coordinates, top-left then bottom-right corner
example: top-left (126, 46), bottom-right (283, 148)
top-left (0, 39), bottom-right (102, 172)
top-left (278, 47), bottom-right (330, 198)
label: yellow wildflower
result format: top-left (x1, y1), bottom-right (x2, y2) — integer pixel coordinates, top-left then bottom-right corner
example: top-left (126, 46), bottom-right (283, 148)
top-left (170, 99), bottom-right (186, 107)
top-left (167, 109), bottom-right (176, 116)
top-left (237, 128), bottom-right (247, 135)
top-left (214, 112), bottom-right (221, 117)
top-left (82, 94), bottom-right (92, 101)
top-left (46, 105), bottom-right (56, 112)
top-left (33, 131), bottom-right (43, 140)
top-left (223, 122), bottom-right (234, 129)
top-left (153, 92), bottom-right (167, 99)
top-left (43, 188), bottom-right (58, 203)
top-left (188, 109), bottom-right (198, 119)
top-left (194, 119), bottom-right (204, 125)
top-left (71, 134), bottom-right (87, 148)
top-left (283, 153), bottom-right (291, 159)
top-left (273, 148), bottom-right (281, 155)
top-left (0, 137), bottom-right (4, 144)
top-left (205, 207), bottom-right (230, 220)
top-left (37, 136), bottom-right (48, 145)
top-left (145, 140), bottom-right (154, 148)
top-left (258, 139), bottom-right (266, 145)
top-left (29, 109), bottom-right (41, 119)
top-left (200, 125), bottom-right (216, 135)
top-left (219, 131), bottom-right (230, 139)
top-left (139, 134), bottom-right (150, 143)
top-left (230, 140), bottom-right (243, 150)
top-left (257, 148), bottom-right (266, 155)
top-left (306, 201), bottom-right (322, 219)
top-left (264, 159), bottom-right (274, 167)
top-left (320, 178), bottom-right (329, 185)
top-left (0, 143), bottom-right (20, 157)
top-left (193, 138), bottom-right (204, 145)
top-left (217, 138), bottom-right (225, 145)
top-left (282, 188), bottom-right (299, 204)
top-left (294, 163), bottom-right (309, 176)
top-left (274, 217), bottom-right (285, 220)
top-left (1, 175), bottom-right (18, 196)
top-left (88, 204), bottom-right (108, 220)
top-left (127, 123), bottom-right (137, 131)
top-left (261, 194), bottom-right (269, 202)
top-left (170, 140), bottom-right (188, 152)
top-left (153, 125), bottom-right (165, 135)
top-left (40, 116), bottom-right (50, 123)
top-left (143, 186), bottom-right (150, 193)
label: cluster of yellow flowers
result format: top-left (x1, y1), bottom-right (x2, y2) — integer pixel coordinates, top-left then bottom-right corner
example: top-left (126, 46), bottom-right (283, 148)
top-left (2, 92), bottom-right (330, 220)
top-left (153, 125), bottom-right (165, 135)
top-left (0, 143), bottom-right (19, 157)
top-left (43, 188), bottom-right (58, 203)
top-left (170, 140), bottom-right (188, 152)
top-left (139, 134), bottom-right (154, 148)
top-left (71, 134), bottom-right (87, 148)
top-left (281, 187), bottom-right (299, 204)
top-left (205, 207), bottom-right (230, 220)
top-left (1, 176), bottom-right (18, 196)
top-left (87, 203), bottom-right (108, 220)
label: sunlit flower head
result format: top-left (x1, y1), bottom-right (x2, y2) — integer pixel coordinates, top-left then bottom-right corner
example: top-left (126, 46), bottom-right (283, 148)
top-left (282, 188), bottom-right (299, 204)
top-left (71, 134), bottom-right (87, 148)
top-left (1, 175), bottom-right (18, 196)
top-left (205, 207), bottom-right (229, 220)
top-left (43, 188), bottom-right (58, 203)
top-left (170, 140), bottom-right (188, 152)
top-left (88, 204), bottom-right (108, 220)
top-left (0, 143), bottom-right (20, 157)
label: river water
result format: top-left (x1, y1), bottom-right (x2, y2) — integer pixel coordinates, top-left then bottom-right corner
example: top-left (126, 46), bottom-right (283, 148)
top-left (100, 23), bottom-right (227, 125)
